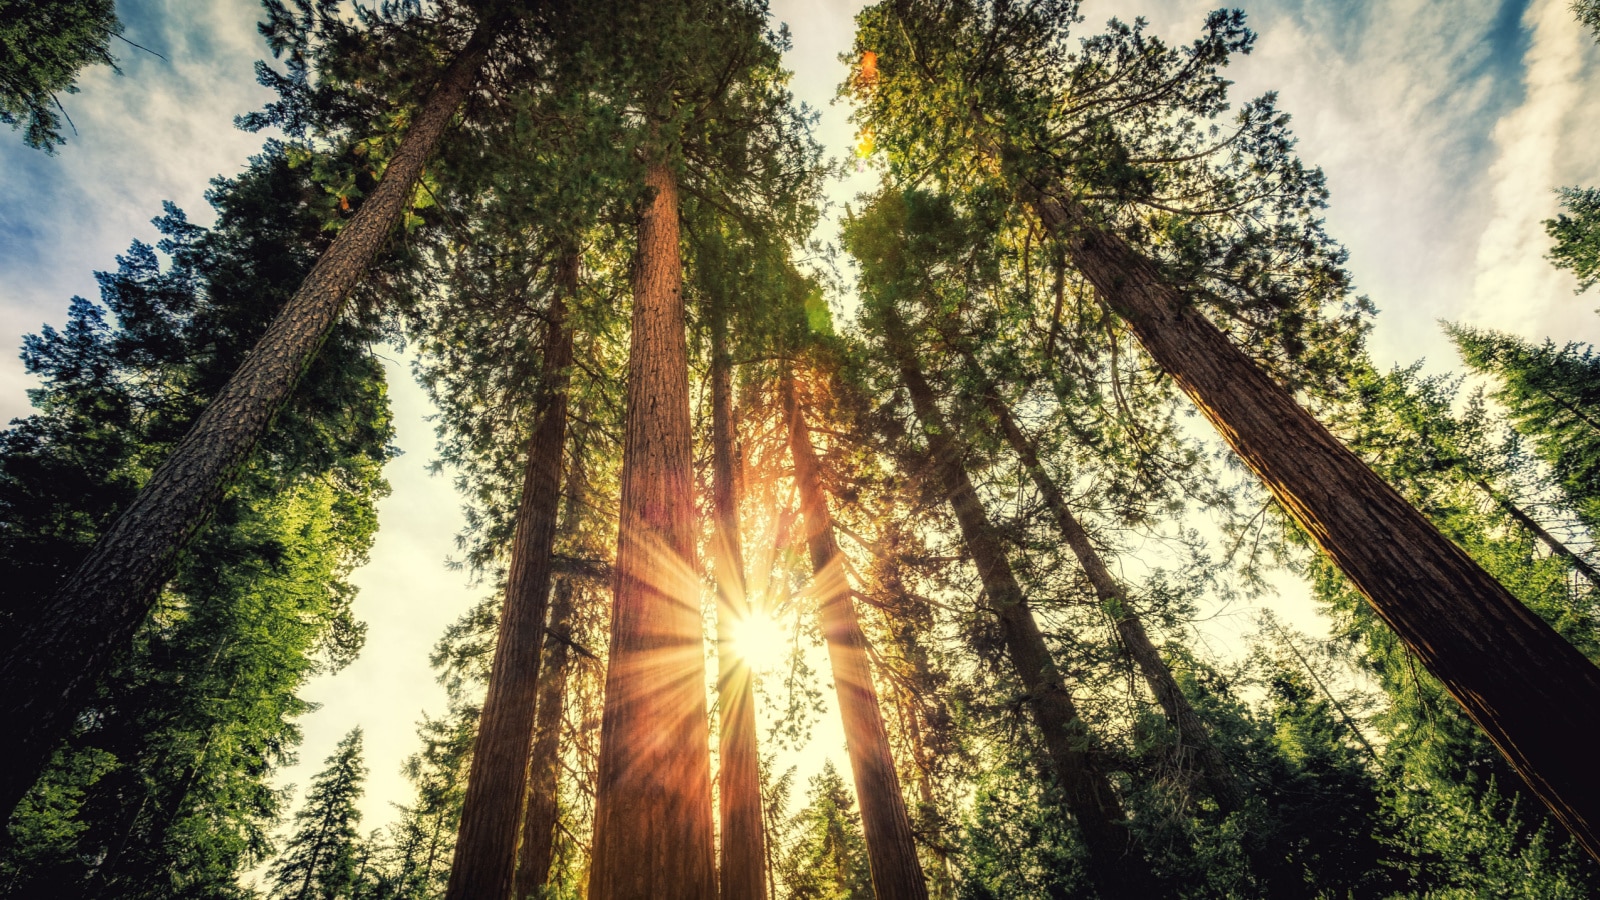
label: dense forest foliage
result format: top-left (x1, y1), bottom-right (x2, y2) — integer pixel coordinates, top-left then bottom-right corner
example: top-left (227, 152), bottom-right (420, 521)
top-left (3, 0), bottom-right (1600, 897)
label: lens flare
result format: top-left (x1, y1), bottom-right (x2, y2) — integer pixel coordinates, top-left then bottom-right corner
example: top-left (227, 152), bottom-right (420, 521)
top-left (729, 610), bottom-right (788, 675)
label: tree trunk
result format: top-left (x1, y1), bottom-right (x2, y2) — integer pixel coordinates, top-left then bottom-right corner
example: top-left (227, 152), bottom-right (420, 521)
top-left (515, 578), bottom-right (576, 898)
top-left (0, 24), bottom-right (495, 820)
top-left (885, 318), bottom-right (1143, 899)
top-left (588, 160), bottom-right (717, 900)
top-left (1025, 183), bottom-right (1600, 862)
top-left (712, 301), bottom-right (767, 900)
top-left (964, 354), bottom-right (1244, 813)
top-left (447, 250), bottom-right (578, 900)
top-left (782, 369), bottom-right (930, 900)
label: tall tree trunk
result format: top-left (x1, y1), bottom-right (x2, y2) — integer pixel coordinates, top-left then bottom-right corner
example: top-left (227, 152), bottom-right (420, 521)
top-left (588, 160), bottom-right (717, 900)
top-left (0, 24), bottom-right (496, 820)
top-left (1024, 182), bottom-right (1600, 861)
top-left (515, 578), bottom-right (577, 899)
top-left (885, 318), bottom-right (1144, 900)
top-left (963, 353), bottom-right (1244, 813)
top-left (782, 370), bottom-right (930, 900)
top-left (712, 301), bottom-right (767, 900)
top-left (447, 250), bottom-right (578, 900)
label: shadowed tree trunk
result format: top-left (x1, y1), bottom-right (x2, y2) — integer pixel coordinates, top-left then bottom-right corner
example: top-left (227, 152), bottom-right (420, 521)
top-left (1024, 181), bottom-right (1600, 861)
top-left (515, 578), bottom-right (577, 899)
top-left (961, 352), bottom-right (1244, 813)
top-left (782, 369), bottom-right (929, 900)
top-left (885, 315), bottom-right (1145, 900)
top-left (447, 249), bottom-right (579, 900)
top-left (588, 159), bottom-right (718, 900)
top-left (711, 295), bottom-right (767, 900)
top-left (0, 23), bottom-right (496, 821)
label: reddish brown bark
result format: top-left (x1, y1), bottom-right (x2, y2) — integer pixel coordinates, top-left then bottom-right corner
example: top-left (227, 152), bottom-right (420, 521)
top-left (886, 320), bottom-right (1145, 899)
top-left (782, 371), bottom-right (929, 900)
top-left (1026, 183), bottom-right (1600, 861)
top-left (588, 160), bottom-right (717, 899)
top-left (0, 25), bottom-right (494, 821)
top-left (447, 252), bottom-right (578, 900)
top-left (966, 358), bottom-right (1243, 812)
top-left (711, 306), bottom-right (768, 900)
top-left (515, 578), bottom-right (576, 899)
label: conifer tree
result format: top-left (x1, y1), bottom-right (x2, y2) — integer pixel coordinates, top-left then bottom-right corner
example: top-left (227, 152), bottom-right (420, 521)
top-left (849, 1), bottom-right (1600, 856)
top-left (0, 0), bottom-right (120, 150)
top-left (776, 762), bottom-right (873, 900)
top-left (1547, 188), bottom-right (1600, 294)
top-left (267, 729), bottom-right (369, 900)
top-left (0, 6), bottom-right (501, 819)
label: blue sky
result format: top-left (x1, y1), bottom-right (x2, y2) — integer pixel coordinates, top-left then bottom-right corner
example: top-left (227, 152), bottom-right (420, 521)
top-left (2, 0), bottom-right (1597, 854)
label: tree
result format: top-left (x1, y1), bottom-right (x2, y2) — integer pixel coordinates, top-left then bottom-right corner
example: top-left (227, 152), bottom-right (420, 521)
top-left (850, 1), bottom-right (1600, 857)
top-left (0, 8), bottom-right (498, 822)
top-left (776, 762), bottom-right (873, 900)
top-left (267, 729), bottom-right (369, 900)
top-left (1547, 188), bottom-right (1600, 294)
top-left (0, 0), bottom-right (120, 150)
top-left (0, 151), bottom-right (391, 899)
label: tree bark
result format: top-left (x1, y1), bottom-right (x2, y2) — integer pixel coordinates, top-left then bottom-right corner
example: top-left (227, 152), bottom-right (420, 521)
top-left (782, 369), bottom-right (930, 900)
top-left (447, 249), bottom-right (578, 900)
top-left (885, 318), bottom-right (1144, 899)
top-left (963, 354), bottom-right (1244, 813)
top-left (1025, 182), bottom-right (1600, 862)
top-left (710, 296), bottom-right (767, 900)
top-left (0, 24), bottom-right (495, 820)
top-left (515, 578), bottom-right (576, 898)
top-left (588, 160), bottom-right (718, 899)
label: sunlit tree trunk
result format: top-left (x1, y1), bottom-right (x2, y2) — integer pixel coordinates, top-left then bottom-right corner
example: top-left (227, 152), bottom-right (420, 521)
top-left (711, 298), bottom-right (767, 900)
top-left (0, 23), bottom-right (496, 821)
top-left (781, 370), bottom-right (929, 900)
top-left (1025, 182), bottom-right (1600, 861)
top-left (588, 160), bottom-right (717, 899)
top-left (448, 250), bottom-right (579, 900)
top-left (515, 578), bottom-right (576, 899)
top-left (964, 354), bottom-right (1243, 812)
top-left (886, 317), bottom-right (1145, 900)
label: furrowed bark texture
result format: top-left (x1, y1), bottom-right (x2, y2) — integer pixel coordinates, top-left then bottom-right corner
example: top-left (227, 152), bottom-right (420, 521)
top-left (516, 578), bottom-right (576, 899)
top-left (447, 252), bottom-right (578, 900)
top-left (0, 25), bottom-right (494, 821)
top-left (588, 161), bottom-right (717, 899)
top-left (968, 360), bottom-right (1242, 813)
top-left (1028, 185), bottom-right (1600, 861)
top-left (888, 324), bottom-right (1144, 900)
top-left (712, 310), bottom-right (767, 900)
top-left (782, 371), bottom-right (930, 900)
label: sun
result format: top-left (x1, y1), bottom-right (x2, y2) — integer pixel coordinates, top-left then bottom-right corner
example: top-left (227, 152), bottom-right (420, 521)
top-left (729, 609), bottom-right (789, 675)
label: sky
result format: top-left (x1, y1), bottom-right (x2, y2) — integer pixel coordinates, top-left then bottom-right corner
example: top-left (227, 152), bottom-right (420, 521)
top-left (1, 0), bottom-right (1597, 853)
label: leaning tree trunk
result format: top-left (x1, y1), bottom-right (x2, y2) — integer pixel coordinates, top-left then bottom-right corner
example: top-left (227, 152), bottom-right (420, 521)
top-left (885, 318), bottom-right (1144, 900)
top-left (1469, 477), bottom-right (1600, 590)
top-left (0, 24), bottom-right (495, 820)
top-left (1024, 181), bottom-right (1600, 861)
top-left (964, 354), bottom-right (1243, 813)
top-left (782, 370), bottom-right (929, 900)
top-left (588, 160), bottom-right (718, 900)
top-left (710, 298), bottom-right (767, 900)
top-left (515, 578), bottom-right (577, 899)
top-left (446, 251), bottom-right (578, 900)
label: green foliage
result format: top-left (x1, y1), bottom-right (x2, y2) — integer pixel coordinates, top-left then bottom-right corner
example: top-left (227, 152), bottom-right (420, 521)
top-left (775, 762), bottom-right (874, 900)
top-left (1577, 0), bottom-right (1600, 40)
top-left (0, 149), bottom-right (392, 898)
top-left (267, 729), bottom-right (369, 900)
top-left (1449, 324), bottom-right (1600, 539)
top-left (1546, 187), bottom-right (1600, 294)
top-left (0, 0), bottom-right (120, 150)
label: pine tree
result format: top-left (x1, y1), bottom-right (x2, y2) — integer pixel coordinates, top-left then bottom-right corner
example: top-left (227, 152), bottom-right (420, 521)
top-left (777, 762), bottom-right (874, 900)
top-left (267, 729), bottom-right (369, 900)
top-left (0, 0), bottom-right (121, 150)
top-left (1547, 188), bottom-right (1600, 294)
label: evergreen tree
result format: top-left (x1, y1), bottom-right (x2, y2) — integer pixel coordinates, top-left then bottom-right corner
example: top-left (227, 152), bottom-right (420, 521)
top-left (268, 729), bottom-right (369, 900)
top-left (777, 762), bottom-right (873, 900)
top-left (0, 0), bottom-right (121, 150)
top-left (1547, 187), bottom-right (1600, 294)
